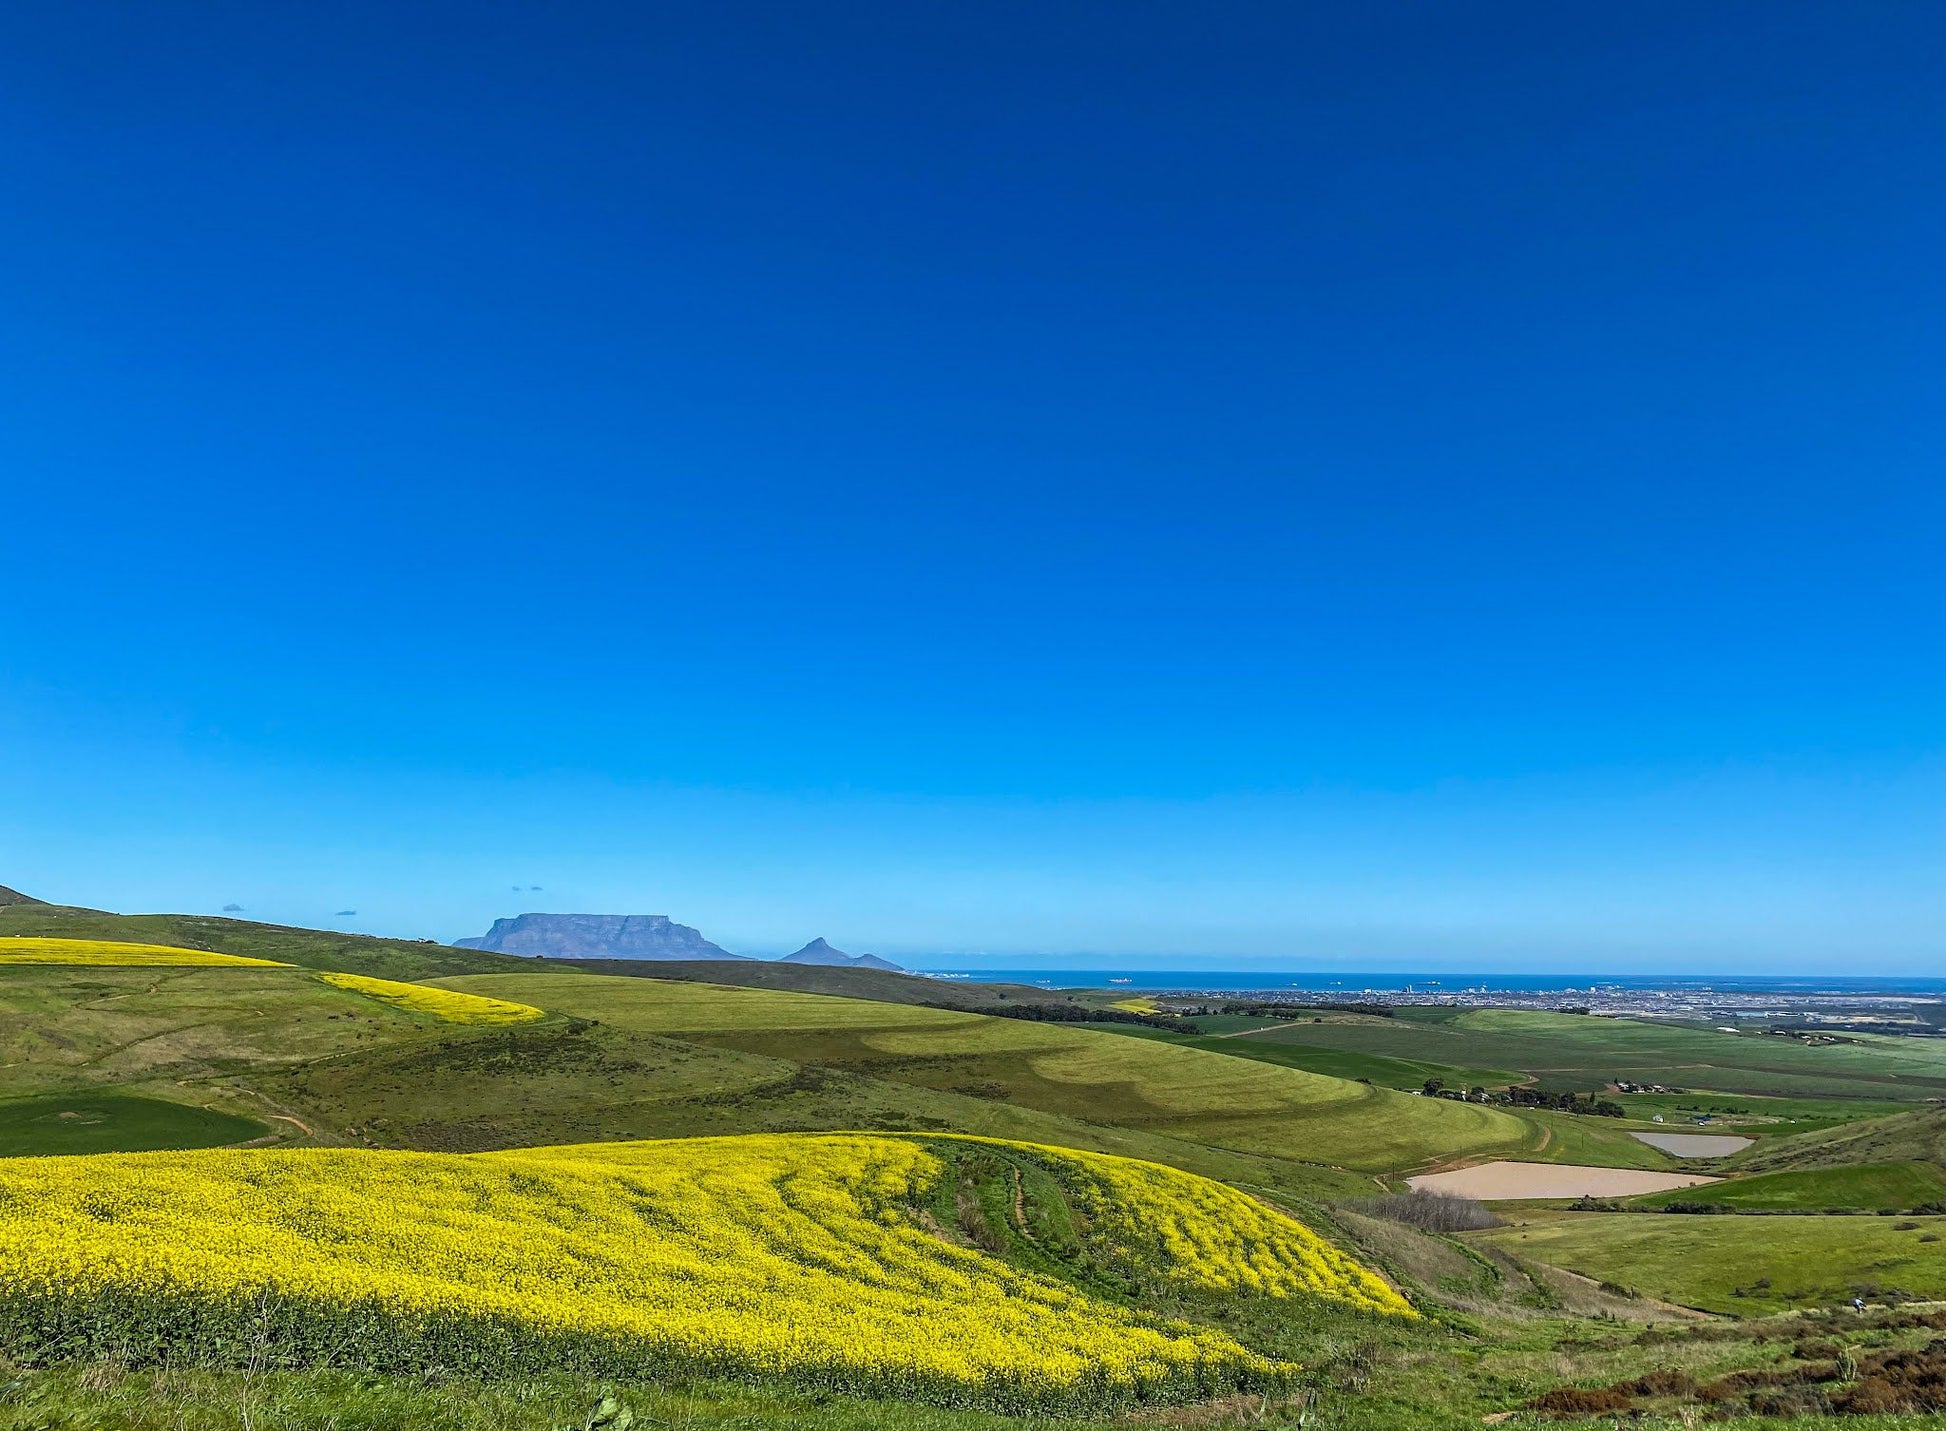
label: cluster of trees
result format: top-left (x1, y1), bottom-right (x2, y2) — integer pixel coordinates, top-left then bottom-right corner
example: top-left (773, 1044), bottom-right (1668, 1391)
top-left (1421, 1078), bottom-right (1625, 1117)
top-left (946, 1001), bottom-right (1200, 1034)
top-left (1214, 1000), bottom-right (1396, 1018)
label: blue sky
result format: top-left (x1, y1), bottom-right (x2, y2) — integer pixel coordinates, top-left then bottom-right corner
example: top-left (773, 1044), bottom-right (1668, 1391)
top-left (1, 3), bottom-right (1940, 970)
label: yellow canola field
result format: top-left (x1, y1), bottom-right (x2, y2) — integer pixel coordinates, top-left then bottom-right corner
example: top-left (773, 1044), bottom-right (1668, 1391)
top-left (0, 1134), bottom-right (1397, 1406)
top-left (0, 937), bottom-right (288, 968)
top-left (317, 971), bottom-right (544, 1025)
top-left (1029, 1140), bottom-right (1412, 1315)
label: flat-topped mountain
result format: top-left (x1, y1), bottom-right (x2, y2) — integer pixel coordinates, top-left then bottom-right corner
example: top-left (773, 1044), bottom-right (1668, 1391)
top-left (781, 936), bottom-right (904, 973)
top-left (456, 913), bottom-right (749, 961)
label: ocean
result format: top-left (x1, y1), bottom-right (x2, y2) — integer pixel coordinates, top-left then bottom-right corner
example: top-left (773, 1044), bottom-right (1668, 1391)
top-left (906, 969), bottom-right (1946, 996)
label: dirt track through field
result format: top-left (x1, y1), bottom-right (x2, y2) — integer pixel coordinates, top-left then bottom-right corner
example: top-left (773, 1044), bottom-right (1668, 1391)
top-left (1407, 1161), bottom-right (1718, 1200)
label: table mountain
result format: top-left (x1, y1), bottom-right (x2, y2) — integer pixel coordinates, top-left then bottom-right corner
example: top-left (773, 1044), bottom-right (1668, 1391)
top-left (780, 937), bottom-right (904, 973)
top-left (456, 913), bottom-right (748, 961)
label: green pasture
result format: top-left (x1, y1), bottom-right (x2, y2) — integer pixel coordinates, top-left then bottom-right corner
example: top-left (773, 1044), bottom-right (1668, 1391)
top-left (1195, 1005), bottom-right (1946, 1101)
top-left (1082, 1019), bottom-right (1528, 1092)
top-left (1614, 1089), bottom-right (1910, 1135)
top-left (1479, 1208), bottom-right (1946, 1314)
top-left (437, 973), bottom-right (1537, 1174)
top-left (0, 1091), bottom-right (264, 1157)
top-left (1630, 1160), bottom-right (1946, 1212)
top-left (1729, 1103), bottom-right (1946, 1176)
top-left (0, 964), bottom-right (459, 1102)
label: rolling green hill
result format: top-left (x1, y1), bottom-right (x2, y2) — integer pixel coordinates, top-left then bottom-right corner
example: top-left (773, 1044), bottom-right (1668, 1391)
top-left (0, 947), bottom-right (560, 1151)
top-left (1729, 1103), bottom-right (1946, 1175)
top-left (435, 973), bottom-right (1539, 1174)
top-left (0, 902), bottom-right (532, 981)
top-left (557, 957), bottom-right (1077, 1010)
top-left (1629, 1160), bottom-right (1946, 1212)
top-left (1477, 1207), bottom-right (1946, 1314)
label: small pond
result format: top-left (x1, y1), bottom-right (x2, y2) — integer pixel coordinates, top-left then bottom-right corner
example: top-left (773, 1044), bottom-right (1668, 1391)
top-left (1630, 1131), bottom-right (1754, 1157)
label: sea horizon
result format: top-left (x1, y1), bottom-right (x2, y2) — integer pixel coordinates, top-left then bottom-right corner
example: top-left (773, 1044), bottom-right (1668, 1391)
top-left (905, 969), bottom-right (1946, 996)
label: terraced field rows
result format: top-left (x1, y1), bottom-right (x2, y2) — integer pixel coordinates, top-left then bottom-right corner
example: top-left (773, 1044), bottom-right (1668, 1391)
top-left (438, 974), bottom-right (1536, 1173)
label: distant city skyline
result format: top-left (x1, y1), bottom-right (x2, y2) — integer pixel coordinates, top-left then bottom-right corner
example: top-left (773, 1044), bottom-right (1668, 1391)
top-left (1, 3), bottom-right (1940, 973)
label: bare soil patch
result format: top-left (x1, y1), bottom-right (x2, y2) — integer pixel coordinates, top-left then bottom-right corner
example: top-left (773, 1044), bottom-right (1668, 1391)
top-left (1407, 1160), bottom-right (1718, 1200)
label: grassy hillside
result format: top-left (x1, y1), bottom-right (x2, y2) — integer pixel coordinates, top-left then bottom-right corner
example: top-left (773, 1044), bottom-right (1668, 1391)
top-left (1729, 1104), bottom-right (1946, 1175)
top-left (0, 903), bottom-right (531, 981)
top-left (1629, 1161), bottom-right (1946, 1212)
top-left (1075, 1019), bottom-right (1528, 1092)
top-left (1477, 1208), bottom-right (1946, 1314)
top-left (0, 946), bottom-right (558, 1150)
top-left (436, 973), bottom-right (1538, 1174)
top-left (557, 958), bottom-right (1073, 1010)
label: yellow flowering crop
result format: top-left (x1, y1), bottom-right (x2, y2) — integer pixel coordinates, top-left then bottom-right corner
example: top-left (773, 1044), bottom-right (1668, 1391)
top-left (0, 937), bottom-right (288, 968)
top-left (317, 971), bottom-right (544, 1025)
top-left (1009, 1139), bottom-right (1413, 1315)
top-left (0, 1133), bottom-right (1402, 1408)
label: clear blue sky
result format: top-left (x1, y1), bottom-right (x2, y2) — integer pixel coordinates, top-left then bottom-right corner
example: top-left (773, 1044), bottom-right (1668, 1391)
top-left (1, 3), bottom-right (1940, 971)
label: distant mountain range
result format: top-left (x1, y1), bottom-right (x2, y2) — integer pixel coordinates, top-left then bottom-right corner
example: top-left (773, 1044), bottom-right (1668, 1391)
top-left (456, 913), bottom-right (904, 971)
top-left (781, 937), bottom-right (903, 972)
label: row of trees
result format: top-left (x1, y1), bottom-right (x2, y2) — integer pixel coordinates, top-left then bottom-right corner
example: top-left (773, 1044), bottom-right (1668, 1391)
top-left (1421, 1078), bottom-right (1625, 1118)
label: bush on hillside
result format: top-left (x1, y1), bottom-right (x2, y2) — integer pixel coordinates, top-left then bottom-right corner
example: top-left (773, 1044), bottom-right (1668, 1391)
top-left (1361, 1190), bottom-right (1501, 1233)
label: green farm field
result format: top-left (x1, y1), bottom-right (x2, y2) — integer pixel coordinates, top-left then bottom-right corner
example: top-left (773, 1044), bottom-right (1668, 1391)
top-left (1614, 1090), bottom-right (1912, 1136)
top-left (0, 1091), bottom-right (264, 1157)
top-left (1078, 1019), bottom-right (1529, 1093)
top-left (1203, 1005), bottom-right (1946, 1101)
top-left (1478, 1208), bottom-right (1946, 1314)
top-left (435, 973), bottom-right (1538, 1174)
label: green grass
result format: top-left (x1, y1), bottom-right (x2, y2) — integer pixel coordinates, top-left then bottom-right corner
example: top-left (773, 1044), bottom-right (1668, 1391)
top-left (0, 1092), bottom-right (264, 1156)
top-left (435, 973), bottom-right (1538, 1175)
top-left (1078, 1020), bottom-right (1528, 1092)
top-left (0, 965), bottom-right (451, 1097)
top-left (260, 996), bottom-right (1380, 1201)
top-left (1477, 1208), bottom-right (1946, 1314)
top-left (1614, 1090), bottom-right (1911, 1137)
top-left (0, 904), bottom-right (531, 982)
top-left (1730, 1104), bottom-right (1946, 1176)
top-left (1630, 1161), bottom-right (1946, 1212)
top-left (1177, 1006), bottom-right (1946, 1102)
